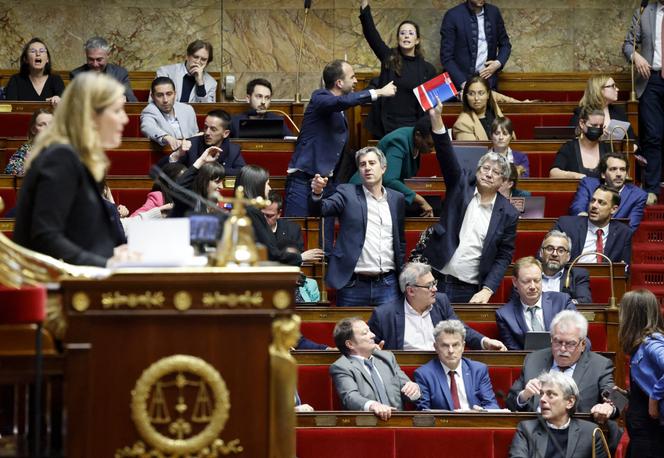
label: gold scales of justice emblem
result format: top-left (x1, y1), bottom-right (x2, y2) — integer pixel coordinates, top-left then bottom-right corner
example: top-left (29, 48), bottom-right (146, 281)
top-left (116, 355), bottom-right (243, 457)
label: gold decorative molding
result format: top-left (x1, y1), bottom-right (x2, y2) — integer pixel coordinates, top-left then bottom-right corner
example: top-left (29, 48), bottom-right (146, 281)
top-left (272, 289), bottom-right (291, 310)
top-left (173, 291), bottom-right (192, 312)
top-left (101, 291), bottom-right (165, 309)
top-left (72, 292), bottom-right (90, 312)
top-left (201, 291), bottom-right (263, 308)
top-left (125, 354), bottom-right (239, 455)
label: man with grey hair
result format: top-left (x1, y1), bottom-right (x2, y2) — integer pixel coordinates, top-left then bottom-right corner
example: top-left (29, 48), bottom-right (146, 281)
top-left (414, 320), bottom-right (499, 411)
top-left (368, 261), bottom-right (506, 350)
top-left (539, 230), bottom-right (592, 303)
top-left (507, 310), bottom-right (620, 447)
top-left (509, 371), bottom-right (608, 458)
top-left (410, 101), bottom-right (518, 303)
top-left (309, 146), bottom-right (405, 306)
top-left (70, 36), bottom-right (137, 102)
top-left (330, 317), bottom-right (420, 420)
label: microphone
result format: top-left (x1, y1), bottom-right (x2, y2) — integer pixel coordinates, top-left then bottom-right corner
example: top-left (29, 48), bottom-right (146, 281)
top-left (641, 0), bottom-right (649, 12)
top-left (294, 0), bottom-right (312, 102)
top-left (149, 165), bottom-right (225, 215)
top-left (564, 251), bottom-right (616, 309)
top-left (305, 0), bottom-right (312, 9)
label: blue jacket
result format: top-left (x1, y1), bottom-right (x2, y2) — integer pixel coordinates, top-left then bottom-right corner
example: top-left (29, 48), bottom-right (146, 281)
top-left (414, 357), bottom-right (499, 410)
top-left (308, 184), bottom-right (405, 290)
top-left (553, 215), bottom-right (632, 264)
top-left (495, 291), bottom-right (576, 350)
top-left (411, 131), bottom-right (518, 293)
top-left (368, 292), bottom-right (486, 350)
top-left (288, 88), bottom-right (373, 176)
top-left (631, 333), bottom-right (664, 419)
top-left (569, 177), bottom-right (647, 232)
top-left (439, 2), bottom-right (512, 89)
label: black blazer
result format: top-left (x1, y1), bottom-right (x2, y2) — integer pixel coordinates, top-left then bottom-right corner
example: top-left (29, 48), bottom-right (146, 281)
top-left (274, 218), bottom-right (304, 252)
top-left (178, 137), bottom-right (246, 176)
top-left (13, 144), bottom-right (124, 266)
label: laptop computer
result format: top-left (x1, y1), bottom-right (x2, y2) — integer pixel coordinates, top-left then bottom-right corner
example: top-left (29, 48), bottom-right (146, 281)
top-left (452, 144), bottom-right (489, 174)
top-left (524, 331), bottom-right (551, 350)
top-left (510, 196), bottom-right (546, 218)
top-left (237, 118), bottom-right (285, 139)
top-left (533, 126), bottom-right (576, 140)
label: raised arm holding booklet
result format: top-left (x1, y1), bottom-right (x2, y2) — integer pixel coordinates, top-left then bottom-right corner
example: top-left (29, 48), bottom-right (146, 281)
top-left (413, 72), bottom-right (458, 111)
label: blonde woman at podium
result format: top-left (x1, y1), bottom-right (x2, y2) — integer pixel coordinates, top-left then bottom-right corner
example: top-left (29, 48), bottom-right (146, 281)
top-left (13, 72), bottom-right (136, 267)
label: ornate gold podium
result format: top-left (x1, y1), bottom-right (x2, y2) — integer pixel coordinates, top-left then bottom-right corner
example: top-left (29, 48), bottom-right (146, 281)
top-left (61, 267), bottom-right (300, 457)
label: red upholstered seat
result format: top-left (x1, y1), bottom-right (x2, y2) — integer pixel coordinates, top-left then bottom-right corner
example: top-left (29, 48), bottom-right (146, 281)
top-left (297, 428), bottom-right (396, 457)
top-left (395, 428), bottom-right (495, 457)
top-left (0, 286), bottom-right (46, 323)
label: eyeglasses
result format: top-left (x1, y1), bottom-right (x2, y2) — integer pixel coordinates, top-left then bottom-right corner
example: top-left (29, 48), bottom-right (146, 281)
top-left (542, 245), bottom-right (569, 255)
top-left (409, 280), bottom-right (438, 291)
top-left (602, 83), bottom-right (617, 89)
top-left (28, 48), bottom-right (47, 55)
top-left (552, 338), bottom-right (580, 350)
top-left (479, 164), bottom-right (503, 177)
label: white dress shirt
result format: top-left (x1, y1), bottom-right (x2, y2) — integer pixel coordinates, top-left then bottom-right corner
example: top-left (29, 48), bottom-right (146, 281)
top-left (354, 186), bottom-right (396, 274)
top-left (440, 360), bottom-right (470, 410)
top-left (653, 4), bottom-right (664, 70)
top-left (521, 296), bottom-right (544, 332)
top-left (442, 189), bottom-right (495, 284)
top-left (474, 8), bottom-right (488, 73)
top-left (542, 269), bottom-right (564, 293)
top-left (578, 221), bottom-right (610, 263)
top-left (403, 299), bottom-right (435, 351)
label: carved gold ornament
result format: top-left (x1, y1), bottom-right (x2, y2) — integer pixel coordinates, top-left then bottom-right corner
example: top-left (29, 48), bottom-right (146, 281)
top-left (201, 291), bottom-right (263, 308)
top-left (101, 291), bottom-right (165, 309)
top-left (127, 355), bottom-right (240, 455)
top-left (173, 291), bottom-right (192, 311)
top-left (71, 292), bottom-right (90, 312)
top-left (272, 289), bottom-right (291, 310)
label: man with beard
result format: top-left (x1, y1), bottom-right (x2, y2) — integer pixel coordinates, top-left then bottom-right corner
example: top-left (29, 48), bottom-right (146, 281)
top-left (230, 78), bottom-right (292, 138)
top-left (167, 109), bottom-right (245, 175)
top-left (538, 230), bottom-right (592, 304)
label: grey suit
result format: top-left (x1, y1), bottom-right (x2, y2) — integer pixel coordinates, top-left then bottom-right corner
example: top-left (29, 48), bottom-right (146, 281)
top-left (506, 348), bottom-right (614, 413)
top-left (509, 418), bottom-right (608, 458)
top-left (156, 62), bottom-right (217, 103)
top-left (623, 3), bottom-right (658, 98)
top-left (140, 102), bottom-right (199, 146)
top-left (330, 350), bottom-right (413, 410)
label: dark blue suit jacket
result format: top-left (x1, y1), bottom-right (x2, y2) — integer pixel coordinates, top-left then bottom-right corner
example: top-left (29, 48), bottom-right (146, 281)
top-left (495, 291), bottom-right (576, 350)
top-left (414, 357), bottom-right (499, 410)
top-left (439, 2), bottom-right (512, 89)
top-left (308, 184), bottom-right (405, 290)
top-left (229, 110), bottom-right (292, 138)
top-left (368, 292), bottom-right (486, 350)
top-left (175, 136), bottom-right (246, 175)
top-left (558, 267), bottom-right (592, 304)
top-left (553, 215), bottom-right (632, 264)
top-left (411, 132), bottom-right (519, 293)
top-left (569, 177), bottom-right (647, 232)
top-left (288, 88), bottom-right (373, 176)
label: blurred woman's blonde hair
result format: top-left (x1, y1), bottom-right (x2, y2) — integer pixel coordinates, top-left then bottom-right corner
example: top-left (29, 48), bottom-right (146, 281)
top-left (28, 72), bottom-right (125, 182)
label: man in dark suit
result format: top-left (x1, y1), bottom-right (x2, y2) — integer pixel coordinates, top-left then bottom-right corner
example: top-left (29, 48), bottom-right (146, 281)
top-left (229, 78), bottom-right (292, 138)
top-left (410, 101), bottom-right (519, 303)
top-left (439, 0), bottom-right (512, 90)
top-left (553, 186), bottom-right (632, 264)
top-left (285, 59), bottom-right (396, 218)
top-left (309, 147), bottom-right (404, 306)
top-left (624, 1), bottom-right (664, 205)
top-left (509, 371), bottom-right (608, 458)
top-left (166, 109), bottom-right (245, 175)
top-left (539, 230), bottom-right (592, 304)
top-left (262, 191), bottom-right (303, 252)
top-left (414, 320), bottom-right (499, 411)
top-left (496, 257), bottom-right (576, 350)
top-left (507, 310), bottom-right (618, 428)
top-left (70, 36), bottom-right (137, 102)
top-left (368, 262), bottom-right (506, 351)
top-left (330, 317), bottom-right (420, 420)
top-left (569, 151), bottom-right (647, 232)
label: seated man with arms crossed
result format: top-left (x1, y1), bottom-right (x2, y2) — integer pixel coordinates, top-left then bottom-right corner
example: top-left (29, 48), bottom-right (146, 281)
top-left (410, 100), bottom-right (518, 303)
top-left (414, 320), bottom-right (499, 411)
top-left (330, 317), bottom-right (421, 420)
top-left (509, 371), bottom-right (608, 458)
top-left (368, 262), bottom-right (506, 351)
top-left (230, 78), bottom-right (292, 137)
top-left (496, 257), bottom-right (576, 350)
top-left (539, 230), bottom-right (592, 304)
top-left (141, 77), bottom-right (199, 153)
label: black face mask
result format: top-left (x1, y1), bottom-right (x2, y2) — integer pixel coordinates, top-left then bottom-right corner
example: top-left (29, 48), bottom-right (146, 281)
top-left (584, 126), bottom-right (603, 141)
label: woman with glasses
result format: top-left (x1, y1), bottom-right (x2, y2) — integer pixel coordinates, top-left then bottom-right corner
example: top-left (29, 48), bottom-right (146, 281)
top-left (550, 106), bottom-right (609, 179)
top-left (570, 75), bottom-right (636, 143)
top-left (453, 75), bottom-right (521, 141)
top-left (618, 289), bottom-right (664, 457)
top-left (5, 38), bottom-right (64, 106)
top-left (358, 0), bottom-right (437, 138)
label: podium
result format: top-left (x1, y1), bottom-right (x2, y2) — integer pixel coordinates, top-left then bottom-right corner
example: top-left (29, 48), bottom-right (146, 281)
top-left (61, 266), bottom-right (300, 457)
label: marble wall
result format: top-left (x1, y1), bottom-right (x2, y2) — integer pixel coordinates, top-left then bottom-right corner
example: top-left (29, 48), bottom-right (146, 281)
top-left (0, 0), bottom-right (636, 99)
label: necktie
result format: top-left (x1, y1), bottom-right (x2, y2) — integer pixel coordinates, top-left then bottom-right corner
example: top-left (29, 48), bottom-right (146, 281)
top-left (595, 228), bottom-right (604, 263)
top-left (449, 370), bottom-right (461, 410)
top-left (527, 306), bottom-right (544, 332)
top-left (364, 359), bottom-right (390, 406)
